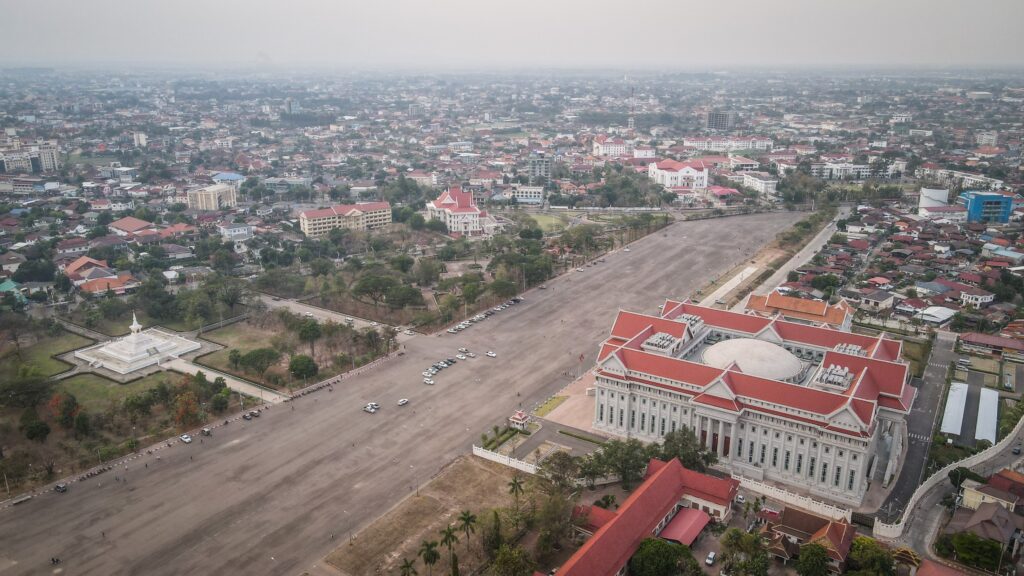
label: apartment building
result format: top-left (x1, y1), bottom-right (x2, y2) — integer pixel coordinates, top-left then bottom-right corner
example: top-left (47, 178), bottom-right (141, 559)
top-left (186, 184), bottom-right (238, 211)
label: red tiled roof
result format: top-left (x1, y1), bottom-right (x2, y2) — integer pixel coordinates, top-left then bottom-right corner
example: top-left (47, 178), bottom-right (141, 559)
top-left (657, 507), bottom-right (709, 546)
top-left (557, 458), bottom-right (688, 576)
top-left (109, 216), bottom-right (153, 233)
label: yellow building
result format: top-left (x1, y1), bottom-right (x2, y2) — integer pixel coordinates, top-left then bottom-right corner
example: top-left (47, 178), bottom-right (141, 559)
top-left (961, 479), bottom-right (1018, 512)
top-left (186, 184), bottom-right (237, 211)
top-left (299, 202), bottom-right (391, 237)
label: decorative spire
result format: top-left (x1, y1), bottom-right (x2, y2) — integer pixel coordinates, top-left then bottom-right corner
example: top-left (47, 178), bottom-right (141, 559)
top-left (130, 311), bottom-right (142, 334)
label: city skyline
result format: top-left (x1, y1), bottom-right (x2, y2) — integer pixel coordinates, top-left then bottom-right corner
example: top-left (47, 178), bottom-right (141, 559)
top-left (3, 0), bottom-right (1023, 70)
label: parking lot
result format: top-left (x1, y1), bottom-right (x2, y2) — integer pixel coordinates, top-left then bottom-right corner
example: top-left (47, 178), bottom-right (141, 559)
top-left (0, 212), bottom-right (800, 576)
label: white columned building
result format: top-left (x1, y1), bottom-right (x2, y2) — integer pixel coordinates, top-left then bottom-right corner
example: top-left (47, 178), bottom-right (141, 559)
top-left (591, 301), bottom-right (914, 507)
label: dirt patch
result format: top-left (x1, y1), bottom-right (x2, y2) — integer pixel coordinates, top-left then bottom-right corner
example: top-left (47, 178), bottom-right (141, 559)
top-left (325, 455), bottom-right (518, 576)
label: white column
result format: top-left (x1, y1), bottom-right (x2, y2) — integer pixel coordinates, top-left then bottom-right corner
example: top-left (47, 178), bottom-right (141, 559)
top-left (717, 420), bottom-right (725, 458)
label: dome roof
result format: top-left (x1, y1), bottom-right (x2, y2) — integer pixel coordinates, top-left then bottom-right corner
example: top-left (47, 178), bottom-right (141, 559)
top-left (702, 338), bottom-right (802, 381)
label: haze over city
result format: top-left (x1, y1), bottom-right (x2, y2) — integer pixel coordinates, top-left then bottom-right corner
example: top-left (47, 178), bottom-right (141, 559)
top-left (3, 0), bottom-right (1024, 70)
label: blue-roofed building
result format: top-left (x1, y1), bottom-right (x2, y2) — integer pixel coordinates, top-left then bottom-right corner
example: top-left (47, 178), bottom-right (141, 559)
top-left (212, 172), bottom-right (246, 188)
top-left (957, 190), bottom-right (1013, 223)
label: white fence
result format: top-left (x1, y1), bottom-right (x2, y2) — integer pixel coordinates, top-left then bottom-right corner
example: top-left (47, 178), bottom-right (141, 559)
top-left (873, 413), bottom-right (1024, 540)
top-left (472, 446), bottom-right (538, 475)
top-left (732, 475), bottom-right (852, 521)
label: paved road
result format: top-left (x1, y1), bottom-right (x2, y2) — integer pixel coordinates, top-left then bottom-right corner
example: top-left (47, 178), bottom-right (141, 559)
top-left (878, 331), bottom-right (956, 520)
top-left (0, 212), bottom-right (799, 576)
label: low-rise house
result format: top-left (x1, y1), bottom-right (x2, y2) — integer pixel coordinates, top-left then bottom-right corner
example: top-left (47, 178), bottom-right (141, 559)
top-left (761, 507), bottom-right (856, 572)
top-left (745, 291), bottom-right (853, 330)
top-left (109, 216), bottom-right (155, 237)
top-left (0, 251), bottom-right (26, 274)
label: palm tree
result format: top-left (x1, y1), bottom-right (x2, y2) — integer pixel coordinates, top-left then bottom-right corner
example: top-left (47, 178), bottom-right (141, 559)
top-left (399, 558), bottom-right (418, 576)
top-left (508, 475), bottom-right (525, 529)
top-left (439, 524), bottom-right (459, 568)
top-left (418, 540), bottom-right (439, 576)
top-left (457, 510), bottom-right (477, 553)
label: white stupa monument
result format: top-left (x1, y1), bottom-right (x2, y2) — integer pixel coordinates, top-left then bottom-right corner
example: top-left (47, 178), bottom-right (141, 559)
top-left (74, 312), bottom-right (201, 374)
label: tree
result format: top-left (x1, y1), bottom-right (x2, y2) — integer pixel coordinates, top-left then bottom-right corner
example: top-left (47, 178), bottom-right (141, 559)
top-left (629, 538), bottom-right (692, 576)
top-left (846, 537), bottom-right (894, 576)
top-left (655, 428), bottom-right (717, 472)
top-left (538, 450), bottom-right (578, 494)
top-left (489, 279), bottom-right (517, 299)
top-left (418, 540), bottom-right (440, 576)
top-left (482, 509), bottom-right (503, 559)
top-left (490, 544), bottom-right (534, 576)
top-left (457, 510), bottom-right (477, 553)
top-left (353, 274), bottom-right (398, 306)
top-left (599, 438), bottom-right (649, 489)
top-left (795, 543), bottom-right (830, 576)
top-left (508, 475), bottom-right (525, 529)
top-left (577, 454), bottom-right (606, 489)
top-left (74, 410), bottom-right (91, 438)
top-left (289, 355), bottom-right (319, 379)
top-left (240, 348), bottom-right (281, 375)
top-left (23, 418), bottom-right (51, 443)
top-left (229, 349), bottom-right (241, 370)
top-left (48, 392), bottom-right (79, 429)
top-left (399, 558), bottom-right (418, 576)
top-left (439, 524), bottom-right (459, 570)
top-left (720, 528), bottom-right (769, 576)
top-left (391, 254), bottom-right (415, 273)
top-left (298, 319), bottom-right (322, 356)
top-left (174, 389), bottom-right (201, 427)
top-left (0, 365), bottom-right (53, 408)
top-left (950, 531), bottom-right (1001, 571)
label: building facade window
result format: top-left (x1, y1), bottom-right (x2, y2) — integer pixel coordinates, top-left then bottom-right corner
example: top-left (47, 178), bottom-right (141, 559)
top-left (598, 405), bottom-right (604, 422)
top-left (759, 445), bottom-right (766, 465)
top-left (820, 462), bottom-right (829, 483)
top-left (772, 448), bottom-right (778, 468)
top-left (784, 451), bottom-right (791, 471)
top-left (796, 454), bottom-right (803, 474)
top-left (848, 470), bottom-right (856, 491)
top-left (809, 457), bottom-right (816, 478)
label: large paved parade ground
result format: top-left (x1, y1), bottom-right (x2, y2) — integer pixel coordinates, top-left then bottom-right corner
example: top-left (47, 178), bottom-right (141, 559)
top-left (0, 212), bottom-right (800, 576)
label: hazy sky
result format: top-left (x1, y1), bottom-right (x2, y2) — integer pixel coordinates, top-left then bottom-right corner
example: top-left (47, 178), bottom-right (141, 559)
top-left (4, 0), bottom-right (1023, 70)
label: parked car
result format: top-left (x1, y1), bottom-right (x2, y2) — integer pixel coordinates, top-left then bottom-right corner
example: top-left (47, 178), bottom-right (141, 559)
top-left (398, 398), bottom-right (409, 406)
top-left (486, 351), bottom-right (497, 358)
top-left (54, 483), bottom-right (68, 493)
top-left (201, 427), bottom-right (212, 437)
top-left (363, 405), bottom-right (377, 414)
top-left (456, 354), bottom-right (467, 360)
top-left (705, 552), bottom-right (716, 566)
top-left (1014, 446), bottom-right (1022, 455)
top-left (242, 413), bottom-right (253, 421)
top-left (424, 378), bottom-right (435, 385)
top-left (180, 434), bottom-right (193, 444)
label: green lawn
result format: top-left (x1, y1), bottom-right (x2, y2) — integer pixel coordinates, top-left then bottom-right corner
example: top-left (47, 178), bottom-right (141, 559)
top-left (59, 371), bottom-right (179, 413)
top-left (0, 332), bottom-right (92, 379)
top-left (531, 213), bottom-right (569, 233)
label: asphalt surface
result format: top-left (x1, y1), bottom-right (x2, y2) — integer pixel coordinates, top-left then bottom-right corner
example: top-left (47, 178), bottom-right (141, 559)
top-left (0, 212), bottom-right (799, 576)
top-left (955, 372), bottom-right (983, 448)
top-left (877, 331), bottom-right (956, 520)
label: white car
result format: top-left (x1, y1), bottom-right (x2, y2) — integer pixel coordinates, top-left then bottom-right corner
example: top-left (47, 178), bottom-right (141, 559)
top-left (363, 406), bottom-right (377, 414)
top-left (456, 354), bottom-right (467, 360)
top-left (179, 434), bottom-right (192, 444)
top-left (398, 398), bottom-right (409, 406)
top-left (423, 378), bottom-right (435, 385)
top-left (422, 371), bottom-right (432, 377)
top-left (486, 351), bottom-right (497, 358)
top-left (624, 248), bottom-right (631, 252)
top-left (467, 352), bottom-right (477, 358)
top-left (404, 329), bottom-right (414, 335)
top-left (458, 347), bottom-right (469, 353)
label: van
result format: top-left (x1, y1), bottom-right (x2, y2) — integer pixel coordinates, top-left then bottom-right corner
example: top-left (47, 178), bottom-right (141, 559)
top-left (957, 358), bottom-right (971, 367)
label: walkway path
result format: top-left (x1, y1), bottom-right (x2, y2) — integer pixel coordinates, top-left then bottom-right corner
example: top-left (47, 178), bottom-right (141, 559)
top-left (731, 206), bottom-right (849, 310)
top-left (53, 318), bottom-right (111, 342)
top-left (163, 358), bottom-right (290, 404)
top-left (704, 265), bottom-right (758, 305)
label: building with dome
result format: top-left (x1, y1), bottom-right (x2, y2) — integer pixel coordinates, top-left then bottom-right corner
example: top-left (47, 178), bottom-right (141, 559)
top-left (74, 313), bottom-right (201, 375)
top-left (591, 300), bottom-right (915, 506)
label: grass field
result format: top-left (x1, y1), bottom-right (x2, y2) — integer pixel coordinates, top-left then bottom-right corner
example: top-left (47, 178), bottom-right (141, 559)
top-left (326, 455), bottom-right (519, 576)
top-left (58, 371), bottom-right (179, 413)
top-left (0, 332), bottom-right (92, 380)
top-left (534, 395), bottom-right (568, 417)
top-left (531, 212), bottom-right (569, 233)
top-left (198, 322), bottom-right (348, 390)
top-left (901, 339), bottom-right (931, 378)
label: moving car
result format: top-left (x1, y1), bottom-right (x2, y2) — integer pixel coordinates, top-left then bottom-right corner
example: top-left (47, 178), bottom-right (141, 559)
top-left (486, 351), bottom-right (497, 358)
top-left (1014, 446), bottom-right (1022, 455)
top-left (180, 434), bottom-right (193, 444)
top-left (398, 398), bottom-right (409, 406)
